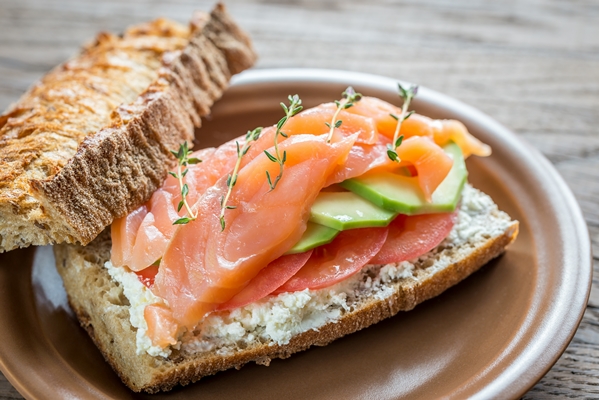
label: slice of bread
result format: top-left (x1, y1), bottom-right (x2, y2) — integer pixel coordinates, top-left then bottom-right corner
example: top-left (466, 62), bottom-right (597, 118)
top-left (53, 184), bottom-right (519, 393)
top-left (0, 4), bottom-right (256, 252)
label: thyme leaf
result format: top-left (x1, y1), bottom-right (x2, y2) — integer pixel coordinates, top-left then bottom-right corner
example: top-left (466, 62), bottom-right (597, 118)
top-left (174, 217), bottom-right (192, 225)
top-left (170, 141), bottom-right (202, 225)
top-left (326, 86), bottom-right (362, 143)
top-left (388, 83), bottom-right (418, 162)
top-left (219, 127), bottom-right (263, 231)
top-left (266, 94), bottom-right (303, 191)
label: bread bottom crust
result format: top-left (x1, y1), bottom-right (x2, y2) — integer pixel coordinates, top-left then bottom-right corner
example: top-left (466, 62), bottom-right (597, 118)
top-left (53, 187), bottom-right (518, 393)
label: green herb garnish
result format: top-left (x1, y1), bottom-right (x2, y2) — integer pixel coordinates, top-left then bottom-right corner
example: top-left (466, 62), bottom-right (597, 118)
top-left (170, 142), bottom-right (201, 225)
top-left (264, 94), bottom-right (303, 191)
top-left (326, 86), bottom-right (362, 143)
top-left (387, 83), bottom-right (418, 162)
top-left (219, 127), bottom-right (263, 231)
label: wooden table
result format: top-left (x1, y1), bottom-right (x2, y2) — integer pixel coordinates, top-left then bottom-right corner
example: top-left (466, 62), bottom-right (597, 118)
top-left (1, 0), bottom-right (598, 398)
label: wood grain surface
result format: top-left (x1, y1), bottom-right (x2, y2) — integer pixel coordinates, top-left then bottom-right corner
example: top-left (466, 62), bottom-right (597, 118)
top-left (1, 0), bottom-right (598, 398)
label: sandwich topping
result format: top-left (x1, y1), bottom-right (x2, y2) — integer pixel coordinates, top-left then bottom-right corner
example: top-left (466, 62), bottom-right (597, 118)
top-left (108, 89), bottom-right (493, 356)
top-left (106, 184), bottom-right (511, 358)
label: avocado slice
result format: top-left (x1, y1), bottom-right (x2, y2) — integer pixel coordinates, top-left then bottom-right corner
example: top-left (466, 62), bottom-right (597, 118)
top-left (309, 191), bottom-right (397, 230)
top-left (285, 222), bottom-right (339, 254)
top-left (340, 142), bottom-right (467, 215)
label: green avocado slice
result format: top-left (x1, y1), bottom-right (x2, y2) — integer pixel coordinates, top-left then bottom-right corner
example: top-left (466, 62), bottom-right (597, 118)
top-left (285, 222), bottom-right (339, 255)
top-left (309, 191), bottom-right (397, 230)
top-left (339, 142), bottom-right (467, 215)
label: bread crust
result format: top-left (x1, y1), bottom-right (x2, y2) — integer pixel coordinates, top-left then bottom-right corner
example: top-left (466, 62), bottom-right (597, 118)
top-left (0, 4), bottom-right (256, 252)
top-left (53, 189), bottom-right (519, 393)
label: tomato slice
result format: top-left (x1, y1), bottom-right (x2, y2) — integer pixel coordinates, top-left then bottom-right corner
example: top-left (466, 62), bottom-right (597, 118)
top-left (135, 265), bottom-right (159, 288)
top-left (370, 211), bottom-right (457, 265)
top-left (274, 227), bottom-right (388, 293)
top-left (216, 251), bottom-right (313, 311)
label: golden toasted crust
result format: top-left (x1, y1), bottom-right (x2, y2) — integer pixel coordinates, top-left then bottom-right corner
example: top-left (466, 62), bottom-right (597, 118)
top-left (0, 4), bottom-right (256, 252)
top-left (53, 188), bottom-right (519, 393)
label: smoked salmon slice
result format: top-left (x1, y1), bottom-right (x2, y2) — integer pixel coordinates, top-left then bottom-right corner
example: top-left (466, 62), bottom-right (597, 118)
top-left (144, 303), bottom-right (179, 348)
top-left (111, 143), bottom-right (237, 270)
top-left (393, 136), bottom-right (454, 201)
top-left (432, 119), bottom-right (491, 158)
top-left (347, 96), bottom-right (491, 158)
top-left (128, 189), bottom-right (178, 272)
top-left (328, 135), bottom-right (454, 201)
top-left (325, 136), bottom-right (395, 186)
top-left (111, 205), bottom-right (148, 268)
top-left (347, 96), bottom-right (434, 140)
top-left (152, 133), bottom-right (356, 328)
top-left (284, 104), bottom-right (379, 144)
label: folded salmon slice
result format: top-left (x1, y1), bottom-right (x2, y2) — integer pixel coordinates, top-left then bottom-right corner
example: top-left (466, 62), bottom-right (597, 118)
top-left (110, 205), bottom-right (148, 268)
top-left (432, 119), bottom-right (491, 158)
top-left (152, 133), bottom-right (356, 328)
top-left (111, 144), bottom-right (237, 270)
top-left (347, 96), bottom-right (491, 157)
top-left (128, 190), bottom-right (178, 272)
top-left (347, 96), bottom-right (434, 140)
top-left (283, 104), bottom-right (378, 144)
top-left (394, 136), bottom-right (454, 201)
top-left (282, 101), bottom-right (453, 194)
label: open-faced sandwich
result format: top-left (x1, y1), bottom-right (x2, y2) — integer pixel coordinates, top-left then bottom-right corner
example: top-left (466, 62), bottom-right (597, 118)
top-left (53, 86), bottom-right (518, 392)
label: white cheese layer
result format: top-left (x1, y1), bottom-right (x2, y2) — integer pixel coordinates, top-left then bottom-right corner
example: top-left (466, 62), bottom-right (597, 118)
top-left (104, 261), bottom-right (172, 358)
top-left (105, 184), bottom-right (512, 357)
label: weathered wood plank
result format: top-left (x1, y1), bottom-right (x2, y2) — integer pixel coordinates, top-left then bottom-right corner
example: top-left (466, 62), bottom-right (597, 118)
top-left (0, 0), bottom-right (598, 398)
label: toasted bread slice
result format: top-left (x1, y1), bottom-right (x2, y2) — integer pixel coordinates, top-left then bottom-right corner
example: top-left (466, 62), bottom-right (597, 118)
top-left (53, 184), bottom-right (518, 393)
top-left (0, 4), bottom-right (256, 252)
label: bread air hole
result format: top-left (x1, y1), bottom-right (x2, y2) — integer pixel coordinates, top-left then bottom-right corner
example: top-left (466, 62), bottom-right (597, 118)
top-left (420, 258), bottom-right (435, 269)
top-left (102, 285), bottom-right (130, 307)
top-left (83, 252), bottom-right (103, 265)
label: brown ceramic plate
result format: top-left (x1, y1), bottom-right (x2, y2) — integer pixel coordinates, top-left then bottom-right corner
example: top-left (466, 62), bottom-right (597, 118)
top-left (0, 69), bottom-right (591, 399)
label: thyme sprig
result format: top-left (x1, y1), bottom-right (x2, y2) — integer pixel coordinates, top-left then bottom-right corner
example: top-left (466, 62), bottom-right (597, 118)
top-left (264, 94), bottom-right (303, 191)
top-left (170, 142), bottom-right (202, 225)
top-left (219, 127), bottom-right (263, 231)
top-left (387, 83), bottom-right (418, 162)
top-left (325, 86), bottom-right (362, 143)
